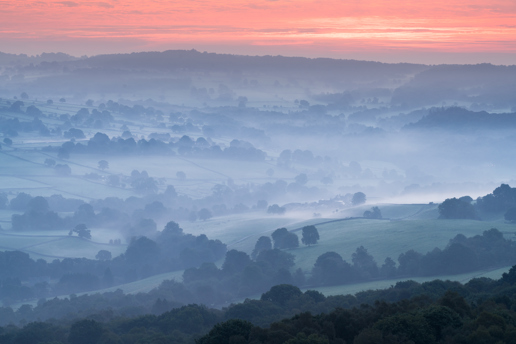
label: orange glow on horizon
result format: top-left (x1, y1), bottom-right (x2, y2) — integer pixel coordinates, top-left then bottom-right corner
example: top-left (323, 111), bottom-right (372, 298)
top-left (1, 0), bottom-right (515, 63)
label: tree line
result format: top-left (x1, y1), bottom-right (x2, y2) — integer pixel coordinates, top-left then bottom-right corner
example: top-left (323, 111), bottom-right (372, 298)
top-left (4, 267), bottom-right (516, 343)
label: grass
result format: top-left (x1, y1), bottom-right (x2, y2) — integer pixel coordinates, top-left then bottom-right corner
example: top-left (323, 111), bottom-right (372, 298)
top-left (0, 230), bottom-right (127, 261)
top-left (182, 209), bottom-right (515, 276)
top-left (289, 218), bottom-right (516, 273)
top-left (303, 265), bottom-right (511, 297)
top-left (84, 269), bottom-right (186, 295)
top-left (181, 214), bottom-right (308, 252)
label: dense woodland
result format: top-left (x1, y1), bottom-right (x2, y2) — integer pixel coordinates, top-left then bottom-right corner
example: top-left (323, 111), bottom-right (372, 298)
top-left (3, 269), bottom-right (516, 343)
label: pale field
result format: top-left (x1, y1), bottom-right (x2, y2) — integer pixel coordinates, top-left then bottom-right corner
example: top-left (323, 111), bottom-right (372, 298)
top-left (0, 230), bottom-right (127, 260)
top-left (303, 265), bottom-right (511, 297)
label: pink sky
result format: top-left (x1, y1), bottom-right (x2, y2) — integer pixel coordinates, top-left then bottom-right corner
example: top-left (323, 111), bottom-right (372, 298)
top-left (1, 0), bottom-right (516, 64)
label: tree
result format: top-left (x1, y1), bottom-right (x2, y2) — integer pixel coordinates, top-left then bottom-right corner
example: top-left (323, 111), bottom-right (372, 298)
top-left (3, 138), bottom-right (12, 146)
top-left (64, 128), bottom-right (85, 139)
top-left (98, 160), bottom-right (109, 170)
top-left (295, 173), bottom-right (308, 185)
top-left (125, 236), bottom-right (160, 265)
top-left (260, 284), bottom-right (302, 305)
top-left (256, 249), bottom-right (295, 270)
top-left (267, 204), bottom-right (286, 215)
top-left (283, 232), bottom-right (299, 248)
top-left (198, 208), bottom-right (213, 221)
top-left (197, 319), bottom-right (253, 344)
top-left (26, 105), bottom-right (42, 117)
top-left (398, 249), bottom-right (422, 276)
top-left (10, 192), bottom-right (32, 211)
top-left (222, 250), bottom-right (251, 275)
top-left (59, 98), bottom-right (66, 103)
top-left (311, 251), bottom-right (354, 285)
top-left (301, 225), bottom-right (320, 246)
top-left (162, 221), bottom-right (183, 236)
top-left (28, 196), bottom-right (49, 212)
top-left (504, 207), bottom-right (516, 222)
top-left (131, 177), bottom-right (158, 194)
top-left (363, 206), bottom-right (382, 219)
top-left (68, 319), bottom-right (103, 344)
top-left (251, 236), bottom-right (272, 259)
top-left (95, 250), bottom-right (112, 260)
top-left (271, 228), bottom-right (299, 249)
top-left (20, 92), bottom-right (29, 100)
top-left (352, 246), bottom-right (379, 279)
top-left (438, 198), bottom-right (477, 219)
top-left (380, 257), bottom-right (397, 278)
top-left (70, 224), bottom-right (91, 239)
top-left (47, 99), bottom-right (53, 105)
top-left (54, 164), bottom-right (71, 175)
top-left (352, 192), bottom-right (366, 205)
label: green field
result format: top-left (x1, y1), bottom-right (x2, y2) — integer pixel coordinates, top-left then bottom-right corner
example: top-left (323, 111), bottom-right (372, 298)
top-left (289, 218), bottom-right (516, 273)
top-left (304, 265), bottom-right (511, 297)
top-left (181, 204), bottom-right (514, 275)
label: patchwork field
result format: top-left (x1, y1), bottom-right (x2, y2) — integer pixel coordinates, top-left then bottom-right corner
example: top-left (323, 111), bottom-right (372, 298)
top-left (0, 231), bottom-right (127, 260)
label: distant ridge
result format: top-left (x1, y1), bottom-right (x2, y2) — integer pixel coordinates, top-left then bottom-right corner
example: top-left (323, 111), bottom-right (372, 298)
top-left (404, 107), bottom-right (516, 131)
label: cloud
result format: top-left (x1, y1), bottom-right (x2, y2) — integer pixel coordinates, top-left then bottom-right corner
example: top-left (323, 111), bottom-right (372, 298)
top-left (94, 2), bottom-right (114, 8)
top-left (56, 1), bottom-right (79, 7)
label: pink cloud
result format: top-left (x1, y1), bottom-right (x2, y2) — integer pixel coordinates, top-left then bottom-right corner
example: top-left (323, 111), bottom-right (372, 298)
top-left (0, 0), bottom-right (515, 63)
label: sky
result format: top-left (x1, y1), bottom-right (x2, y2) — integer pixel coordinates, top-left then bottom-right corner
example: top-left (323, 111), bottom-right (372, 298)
top-left (1, 0), bottom-right (516, 64)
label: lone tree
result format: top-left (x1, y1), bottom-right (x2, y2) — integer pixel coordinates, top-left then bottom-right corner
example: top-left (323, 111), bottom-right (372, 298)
top-left (363, 206), bottom-right (382, 219)
top-left (69, 224), bottom-right (91, 239)
top-left (301, 225), bottom-right (320, 246)
top-left (98, 160), bottom-right (109, 170)
top-left (95, 250), bottom-right (112, 260)
top-left (352, 192), bottom-right (366, 205)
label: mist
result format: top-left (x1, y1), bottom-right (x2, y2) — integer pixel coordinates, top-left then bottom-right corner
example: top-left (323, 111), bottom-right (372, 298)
top-left (1, 50), bottom-right (516, 342)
